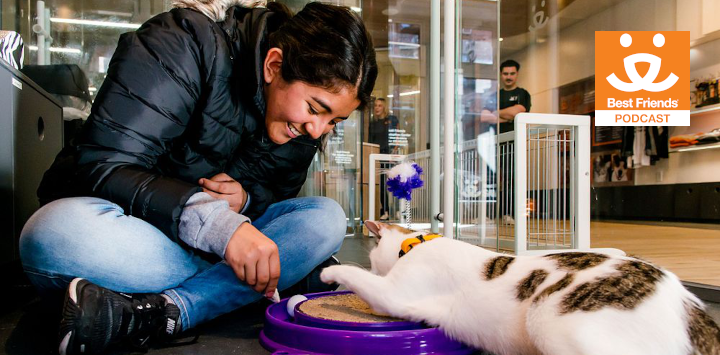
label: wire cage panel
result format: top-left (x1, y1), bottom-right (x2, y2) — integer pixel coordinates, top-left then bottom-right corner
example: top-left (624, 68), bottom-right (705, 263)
top-left (368, 154), bottom-right (407, 225)
top-left (513, 113), bottom-right (591, 255)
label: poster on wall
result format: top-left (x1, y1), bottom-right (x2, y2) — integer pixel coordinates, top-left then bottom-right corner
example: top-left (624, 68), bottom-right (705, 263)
top-left (591, 119), bottom-right (624, 146)
top-left (559, 76), bottom-right (595, 115)
top-left (591, 150), bottom-right (634, 187)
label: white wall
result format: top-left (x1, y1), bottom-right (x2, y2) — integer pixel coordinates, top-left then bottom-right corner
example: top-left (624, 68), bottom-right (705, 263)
top-left (504, 0), bottom-right (720, 185)
top-left (634, 148), bottom-right (720, 184)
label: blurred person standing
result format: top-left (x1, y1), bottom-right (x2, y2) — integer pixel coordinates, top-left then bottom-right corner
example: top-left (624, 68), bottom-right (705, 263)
top-left (369, 98), bottom-right (399, 154)
top-left (368, 98), bottom-right (398, 220)
top-left (498, 60), bottom-right (531, 133)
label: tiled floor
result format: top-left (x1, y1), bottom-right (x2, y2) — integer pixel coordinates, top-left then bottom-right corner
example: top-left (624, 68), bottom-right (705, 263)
top-left (1, 232), bottom-right (719, 355)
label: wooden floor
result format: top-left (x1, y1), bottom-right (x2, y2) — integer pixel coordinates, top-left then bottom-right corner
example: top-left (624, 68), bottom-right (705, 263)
top-left (590, 221), bottom-right (720, 287)
top-left (458, 220), bottom-right (720, 287)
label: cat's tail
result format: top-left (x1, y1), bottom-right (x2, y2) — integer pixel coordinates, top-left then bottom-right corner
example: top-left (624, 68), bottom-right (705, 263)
top-left (684, 299), bottom-right (720, 355)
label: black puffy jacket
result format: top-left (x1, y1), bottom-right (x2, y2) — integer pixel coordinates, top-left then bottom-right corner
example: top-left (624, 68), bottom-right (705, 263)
top-left (37, 6), bottom-right (321, 242)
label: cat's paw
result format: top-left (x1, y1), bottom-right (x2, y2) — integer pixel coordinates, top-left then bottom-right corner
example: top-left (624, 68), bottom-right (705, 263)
top-left (321, 265), bottom-right (357, 285)
top-left (320, 265), bottom-right (342, 284)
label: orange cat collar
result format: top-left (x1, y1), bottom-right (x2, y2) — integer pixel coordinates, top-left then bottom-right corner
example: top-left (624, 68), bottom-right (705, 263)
top-left (399, 234), bottom-right (443, 258)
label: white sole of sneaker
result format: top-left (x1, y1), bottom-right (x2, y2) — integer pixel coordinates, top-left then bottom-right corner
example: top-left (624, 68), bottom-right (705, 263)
top-left (59, 332), bottom-right (72, 355)
top-left (69, 278), bottom-right (82, 303)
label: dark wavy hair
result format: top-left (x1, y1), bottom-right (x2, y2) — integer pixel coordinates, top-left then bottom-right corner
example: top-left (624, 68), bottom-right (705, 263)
top-left (267, 2), bottom-right (378, 110)
top-left (500, 59), bottom-right (520, 72)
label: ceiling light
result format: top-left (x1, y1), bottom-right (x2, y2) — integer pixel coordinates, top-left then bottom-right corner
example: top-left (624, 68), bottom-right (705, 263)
top-left (50, 17), bottom-right (141, 29)
top-left (28, 45), bottom-right (81, 54)
top-left (94, 10), bottom-right (133, 17)
top-left (389, 41), bottom-right (420, 48)
top-left (399, 90), bottom-right (421, 96)
top-left (382, 7), bottom-right (399, 16)
top-left (387, 90), bottom-right (421, 98)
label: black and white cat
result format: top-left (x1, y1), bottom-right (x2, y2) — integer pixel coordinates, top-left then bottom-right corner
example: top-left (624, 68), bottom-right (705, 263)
top-left (321, 221), bottom-right (720, 355)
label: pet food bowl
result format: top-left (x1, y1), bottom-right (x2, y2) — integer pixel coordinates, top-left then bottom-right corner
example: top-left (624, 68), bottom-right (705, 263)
top-left (260, 290), bottom-right (475, 355)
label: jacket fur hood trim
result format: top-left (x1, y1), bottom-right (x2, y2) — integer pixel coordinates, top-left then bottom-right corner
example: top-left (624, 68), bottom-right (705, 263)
top-left (172, 0), bottom-right (266, 21)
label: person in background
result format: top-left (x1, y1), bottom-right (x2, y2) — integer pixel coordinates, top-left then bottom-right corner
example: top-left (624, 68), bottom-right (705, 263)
top-left (498, 59), bottom-right (532, 133)
top-left (368, 98), bottom-right (398, 220)
top-left (19, 1), bottom-right (377, 354)
top-left (369, 98), bottom-right (399, 154)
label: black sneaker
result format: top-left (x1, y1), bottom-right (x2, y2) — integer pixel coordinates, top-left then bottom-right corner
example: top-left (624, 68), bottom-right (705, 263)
top-left (282, 256), bottom-right (341, 296)
top-left (58, 278), bottom-right (181, 355)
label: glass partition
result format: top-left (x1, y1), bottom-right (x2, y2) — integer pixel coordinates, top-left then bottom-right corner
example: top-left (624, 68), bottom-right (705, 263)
top-left (358, 0), bottom-right (500, 243)
top-left (455, 0), bottom-right (500, 249)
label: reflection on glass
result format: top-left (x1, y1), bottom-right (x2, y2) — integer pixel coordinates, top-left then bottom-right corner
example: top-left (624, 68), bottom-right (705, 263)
top-left (461, 28), bottom-right (493, 65)
top-left (320, 112), bottom-right (362, 233)
top-left (17, 1), bottom-right (171, 100)
top-left (460, 78), bottom-right (497, 142)
top-left (389, 22), bottom-right (419, 59)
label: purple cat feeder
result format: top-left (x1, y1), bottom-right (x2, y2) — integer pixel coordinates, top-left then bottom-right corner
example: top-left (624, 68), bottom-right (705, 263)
top-left (260, 291), bottom-right (475, 355)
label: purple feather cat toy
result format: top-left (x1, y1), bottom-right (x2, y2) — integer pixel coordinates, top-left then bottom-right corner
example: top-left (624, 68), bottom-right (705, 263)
top-left (385, 162), bottom-right (423, 227)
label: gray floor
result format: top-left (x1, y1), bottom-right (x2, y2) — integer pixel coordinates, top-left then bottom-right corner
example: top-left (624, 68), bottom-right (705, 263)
top-left (2, 235), bottom-right (719, 355)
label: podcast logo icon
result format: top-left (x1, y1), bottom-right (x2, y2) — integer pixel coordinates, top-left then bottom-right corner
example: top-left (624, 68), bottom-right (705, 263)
top-left (596, 31), bottom-right (689, 126)
top-left (606, 33), bottom-right (678, 92)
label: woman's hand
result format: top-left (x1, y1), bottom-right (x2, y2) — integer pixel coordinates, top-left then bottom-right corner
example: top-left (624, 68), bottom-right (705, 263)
top-left (199, 173), bottom-right (247, 213)
top-left (225, 223), bottom-right (281, 297)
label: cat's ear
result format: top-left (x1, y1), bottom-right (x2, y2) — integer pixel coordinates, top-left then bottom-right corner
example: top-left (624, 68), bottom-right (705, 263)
top-left (365, 220), bottom-right (383, 238)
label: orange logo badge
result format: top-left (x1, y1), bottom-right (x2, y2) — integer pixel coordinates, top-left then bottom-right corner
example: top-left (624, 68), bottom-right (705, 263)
top-left (595, 31), bottom-right (689, 126)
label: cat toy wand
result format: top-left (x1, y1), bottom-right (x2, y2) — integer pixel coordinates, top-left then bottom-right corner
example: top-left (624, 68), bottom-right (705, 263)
top-left (386, 162), bottom-right (424, 228)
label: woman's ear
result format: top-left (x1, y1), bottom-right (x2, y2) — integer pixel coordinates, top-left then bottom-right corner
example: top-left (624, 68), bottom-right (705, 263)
top-left (263, 47), bottom-right (283, 84)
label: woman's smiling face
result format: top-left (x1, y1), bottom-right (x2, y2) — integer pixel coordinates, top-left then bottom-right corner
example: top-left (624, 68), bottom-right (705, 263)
top-left (263, 48), bottom-right (360, 145)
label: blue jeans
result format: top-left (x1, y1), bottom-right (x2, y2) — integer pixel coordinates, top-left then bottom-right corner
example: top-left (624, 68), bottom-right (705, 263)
top-left (19, 196), bottom-right (345, 330)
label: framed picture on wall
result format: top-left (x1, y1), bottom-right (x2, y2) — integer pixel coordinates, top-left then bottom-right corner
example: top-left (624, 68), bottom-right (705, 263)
top-left (559, 76), bottom-right (595, 115)
top-left (591, 150), bottom-right (634, 187)
top-left (591, 113), bottom-right (624, 147)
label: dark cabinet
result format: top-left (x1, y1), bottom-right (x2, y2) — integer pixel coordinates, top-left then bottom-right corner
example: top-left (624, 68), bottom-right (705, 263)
top-left (592, 183), bottom-right (720, 222)
top-left (673, 184), bottom-right (702, 220)
top-left (699, 184), bottom-right (720, 220)
top-left (0, 60), bottom-right (63, 264)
